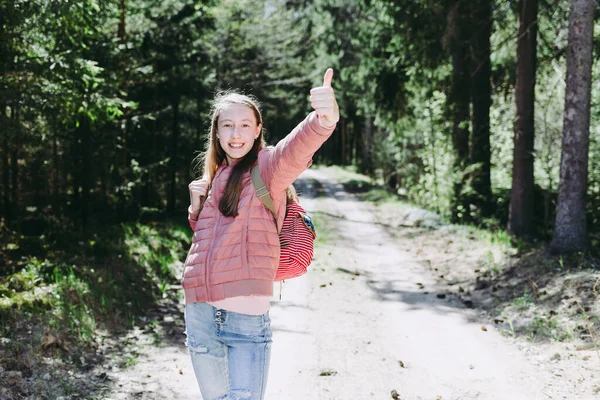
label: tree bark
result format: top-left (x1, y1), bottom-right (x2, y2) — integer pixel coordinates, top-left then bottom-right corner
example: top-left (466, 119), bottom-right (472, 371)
top-left (10, 104), bottom-right (19, 220)
top-left (118, 0), bottom-right (126, 44)
top-left (51, 114), bottom-right (60, 206)
top-left (118, 0), bottom-right (128, 167)
top-left (350, 119), bottom-right (358, 165)
top-left (446, 0), bottom-right (471, 221)
top-left (470, 0), bottom-right (493, 216)
top-left (341, 118), bottom-right (347, 165)
top-left (80, 115), bottom-right (91, 228)
top-left (2, 104), bottom-right (10, 219)
top-left (508, 0), bottom-right (539, 237)
top-left (168, 98), bottom-right (180, 213)
top-left (549, 0), bottom-right (594, 253)
top-left (361, 114), bottom-right (373, 174)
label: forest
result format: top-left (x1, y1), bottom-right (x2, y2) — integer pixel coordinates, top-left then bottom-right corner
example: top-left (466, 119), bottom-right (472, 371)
top-left (2, 0), bottom-right (599, 253)
top-left (0, 0), bottom-right (599, 396)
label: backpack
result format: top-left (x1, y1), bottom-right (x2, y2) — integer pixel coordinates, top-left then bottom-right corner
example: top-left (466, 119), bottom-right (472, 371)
top-left (250, 165), bottom-right (316, 282)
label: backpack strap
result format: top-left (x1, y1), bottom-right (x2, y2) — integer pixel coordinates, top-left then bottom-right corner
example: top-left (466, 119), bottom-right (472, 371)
top-left (250, 164), bottom-right (279, 232)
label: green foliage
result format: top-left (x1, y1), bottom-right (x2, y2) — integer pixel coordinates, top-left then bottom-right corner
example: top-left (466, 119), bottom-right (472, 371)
top-left (3, 0), bottom-right (596, 240)
top-left (0, 219), bottom-right (187, 347)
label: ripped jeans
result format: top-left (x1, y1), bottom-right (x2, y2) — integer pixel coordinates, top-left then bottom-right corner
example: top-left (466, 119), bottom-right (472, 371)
top-left (184, 301), bottom-right (273, 400)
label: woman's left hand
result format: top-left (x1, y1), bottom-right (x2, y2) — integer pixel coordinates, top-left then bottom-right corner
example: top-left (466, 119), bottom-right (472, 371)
top-left (310, 68), bottom-right (339, 129)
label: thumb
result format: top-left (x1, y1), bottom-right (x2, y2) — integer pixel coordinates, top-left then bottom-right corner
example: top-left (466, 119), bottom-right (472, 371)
top-left (323, 68), bottom-right (334, 87)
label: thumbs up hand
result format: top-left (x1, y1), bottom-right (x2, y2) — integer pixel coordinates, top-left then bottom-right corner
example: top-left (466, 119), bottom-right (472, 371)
top-left (310, 68), bottom-right (339, 129)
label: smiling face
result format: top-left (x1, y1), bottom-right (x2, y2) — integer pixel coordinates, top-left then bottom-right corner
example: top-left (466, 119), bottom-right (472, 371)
top-left (216, 103), bottom-right (262, 165)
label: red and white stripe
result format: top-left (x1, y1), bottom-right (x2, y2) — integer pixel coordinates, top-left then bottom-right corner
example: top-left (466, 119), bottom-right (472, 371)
top-left (274, 201), bottom-right (315, 281)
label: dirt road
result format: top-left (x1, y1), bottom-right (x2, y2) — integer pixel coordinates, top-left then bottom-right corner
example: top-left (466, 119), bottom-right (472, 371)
top-left (103, 168), bottom-right (598, 400)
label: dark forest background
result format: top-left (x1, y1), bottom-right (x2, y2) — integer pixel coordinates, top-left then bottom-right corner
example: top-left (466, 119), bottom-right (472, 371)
top-left (2, 0), bottom-right (599, 253)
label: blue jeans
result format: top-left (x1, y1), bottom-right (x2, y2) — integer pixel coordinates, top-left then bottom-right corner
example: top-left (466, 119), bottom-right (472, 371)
top-left (184, 302), bottom-right (273, 400)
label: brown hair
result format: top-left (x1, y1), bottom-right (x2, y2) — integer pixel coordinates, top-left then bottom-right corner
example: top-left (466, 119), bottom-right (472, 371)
top-left (192, 92), bottom-right (266, 217)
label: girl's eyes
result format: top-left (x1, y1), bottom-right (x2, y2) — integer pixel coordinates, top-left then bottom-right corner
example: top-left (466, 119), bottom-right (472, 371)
top-left (221, 124), bottom-right (251, 128)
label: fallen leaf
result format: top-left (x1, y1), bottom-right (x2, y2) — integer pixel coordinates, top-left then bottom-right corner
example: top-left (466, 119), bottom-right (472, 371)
top-left (41, 329), bottom-right (62, 349)
top-left (398, 360), bottom-right (405, 368)
top-left (391, 389), bottom-right (400, 399)
top-left (481, 325), bottom-right (487, 332)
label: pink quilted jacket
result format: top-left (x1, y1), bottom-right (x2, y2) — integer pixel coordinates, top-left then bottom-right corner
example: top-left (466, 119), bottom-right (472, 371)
top-left (181, 112), bottom-right (336, 304)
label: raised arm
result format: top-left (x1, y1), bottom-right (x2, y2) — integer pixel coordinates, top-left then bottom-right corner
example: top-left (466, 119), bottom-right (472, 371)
top-left (259, 68), bottom-right (340, 193)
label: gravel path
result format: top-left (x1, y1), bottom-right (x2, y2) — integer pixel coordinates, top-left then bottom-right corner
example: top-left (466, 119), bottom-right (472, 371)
top-left (102, 168), bottom-right (598, 400)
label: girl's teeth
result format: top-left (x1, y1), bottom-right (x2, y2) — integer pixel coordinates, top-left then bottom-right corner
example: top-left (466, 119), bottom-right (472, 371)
top-left (230, 144), bottom-right (243, 148)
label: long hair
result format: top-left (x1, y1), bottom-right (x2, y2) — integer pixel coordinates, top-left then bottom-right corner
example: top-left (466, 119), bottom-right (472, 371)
top-left (192, 92), bottom-right (266, 217)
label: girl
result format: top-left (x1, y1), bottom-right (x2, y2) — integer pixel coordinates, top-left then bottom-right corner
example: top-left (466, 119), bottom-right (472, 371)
top-left (182, 68), bottom-right (339, 400)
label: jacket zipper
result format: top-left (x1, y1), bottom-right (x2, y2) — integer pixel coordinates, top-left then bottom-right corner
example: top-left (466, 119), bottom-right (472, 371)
top-left (205, 213), bottom-right (221, 302)
top-left (204, 166), bottom-right (224, 302)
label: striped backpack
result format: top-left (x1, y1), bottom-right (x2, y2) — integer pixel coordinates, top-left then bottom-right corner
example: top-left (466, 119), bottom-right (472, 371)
top-left (250, 165), bottom-right (316, 281)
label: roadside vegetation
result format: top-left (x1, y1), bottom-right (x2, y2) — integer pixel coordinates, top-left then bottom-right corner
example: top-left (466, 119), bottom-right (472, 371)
top-left (0, 215), bottom-right (188, 396)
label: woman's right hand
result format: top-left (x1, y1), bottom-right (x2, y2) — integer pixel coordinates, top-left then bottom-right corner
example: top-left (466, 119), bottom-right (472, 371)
top-left (189, 175), bottom-right (210, 213)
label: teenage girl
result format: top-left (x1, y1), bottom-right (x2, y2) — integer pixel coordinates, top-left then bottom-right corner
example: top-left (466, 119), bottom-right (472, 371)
top-left (182, 68), bottom-right (339, 400)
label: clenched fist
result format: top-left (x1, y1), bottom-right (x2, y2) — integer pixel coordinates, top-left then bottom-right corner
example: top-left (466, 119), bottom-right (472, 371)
top-left (310, 68), bottom-right (339, 129)
top-left (188, 175), bottom-right (210, 214)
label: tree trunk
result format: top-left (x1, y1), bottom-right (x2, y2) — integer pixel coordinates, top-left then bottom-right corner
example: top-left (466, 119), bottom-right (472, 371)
top-left (427, 98), bottom-right (440, 209)
top-left (80, 115), bottom-right (91, 228)
top-left (470, 0), bottom-right (493, 217)
top-left (508, 0), bottom-right (539, 237)
top-left (334, 122), bottom-right (342, 165)
top-left (361, 115), bottom-right (373, 174)
top-left (549, 0), bottom-right (594, 254)
top-left (350, 120), bottom-right (357, 165)
top-left (71, 123), bottom-right (82, 222)
top-left (446, 0), bottom-right (471, 221)
top-left (168, 98), bottom-right (180, 213)
top-left (10, 105), bottom-right (19, 220)
top-left (2, 104), bottom-right (10, 219)
top-left (118, 0), bottom-right (126, 43)
top-left (118, 0), bottom-right (128, 167)
top-left (52, 114), bottom-right (60, 205)
top-left (196, 97), bottom-right (203, 151)
top-left (340, 118), bottom-right (347, 165)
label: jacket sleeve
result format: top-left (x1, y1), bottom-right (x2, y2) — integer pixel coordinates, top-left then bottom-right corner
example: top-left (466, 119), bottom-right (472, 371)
top-left (259, 111), bottom-right (336, 193)
top-left (188, 205), bottom-right (199, 231)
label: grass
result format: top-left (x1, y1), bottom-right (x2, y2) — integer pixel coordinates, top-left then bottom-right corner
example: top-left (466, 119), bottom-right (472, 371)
top-left (510, 289), bottom-right (535, 311)
top-left (312, 164), bottom-right (373, 186)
